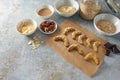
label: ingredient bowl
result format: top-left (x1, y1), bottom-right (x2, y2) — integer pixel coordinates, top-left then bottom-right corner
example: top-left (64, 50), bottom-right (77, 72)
top-left (94, 13), bottom-right (120, 36)
top-left (36, 5), bottom-right (54, 19)
top-left (54, 0), bottom-right (79, 17)
top-left (38, 20), bottom-right (57, 34)
top-left (17, 19), bottom-right (37, 36)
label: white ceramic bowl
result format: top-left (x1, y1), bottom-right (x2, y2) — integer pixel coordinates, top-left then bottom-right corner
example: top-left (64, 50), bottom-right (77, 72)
top-left (17, 19), bottom-right (37, 36)
top-left (54, 0), bottom-right (79, 17)
top-left (35, 5), bottom-right (54, 19)
top-left (94, 13), bottom-right (120, 36)
top-left (38, 20), bottom-right (57, 34)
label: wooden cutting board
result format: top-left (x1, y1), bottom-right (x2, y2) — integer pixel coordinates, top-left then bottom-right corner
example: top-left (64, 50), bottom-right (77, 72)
top-left (45, 19), bottom-right (106, 77)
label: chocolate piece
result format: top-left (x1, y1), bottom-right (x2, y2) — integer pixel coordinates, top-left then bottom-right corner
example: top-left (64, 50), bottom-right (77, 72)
top-left (104, 42), bottom-right (120, 55)
top-left (105, 49), bottom-right (110, 56)
top-left (112, 45), bottom-right (120, 54)
top-left (104, 42), bottom-right (114, 49)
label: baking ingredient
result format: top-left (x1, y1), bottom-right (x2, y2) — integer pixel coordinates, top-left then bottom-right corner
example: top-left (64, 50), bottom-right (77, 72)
top-left (104, 42), bottom-right (114, 49)
top-left (96, 19), bottom-right (116, 33)
top-left (105, 49), bottom-right (110, 56)
top-left (112, 45), bottom-right (120, 53)
top-left (63, 27), bottom-right (75, 35)
top-left (68, 44), bottom-right (84, 55)
top-left (86, 38), bottom-right (94, 47)
top-left (58, 6), bottom-right (76, 14)
top-left (72, 31), bottom-right (81, 40)
top-left (40, 21), bottom-right (55, 32)
top-left (78, 34), bottom-right (86, 45)
top-left (18, 22), bottom-right (35, 34)
top-left (93, 41), bottom-right (101, 52)
top-left (54, 35), bottom-right (69, 47)
top-left (80, 1), bottom-right (101, 20)
top-left (28, 34), bottom-right (41, 49)
top-left (38, 8), bottom-right (52, 16)
top-left (104, 42), bottom-right (120, 56)
top-left (84, 52), bottom-right (99, 65)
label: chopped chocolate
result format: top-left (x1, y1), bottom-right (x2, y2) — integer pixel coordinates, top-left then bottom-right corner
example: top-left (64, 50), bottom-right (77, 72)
top-left (105, 49), bottom-right (110, 56)
top-left (104, 42), bottom-right (114, 49)
top-left (112, 45), bottom-right (120, 54)
top-left (104, 42), bottom-right (120, 56)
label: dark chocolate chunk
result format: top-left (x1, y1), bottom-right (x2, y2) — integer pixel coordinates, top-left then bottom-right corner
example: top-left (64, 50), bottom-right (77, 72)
top-left (112, 45), bottom-right (120, 54)
top-left (104, 42), bottom-right (120, 56)
top-left (104, 42), bottom-right (114, 49)
top-left (105, 49), bottom-right (111, 56)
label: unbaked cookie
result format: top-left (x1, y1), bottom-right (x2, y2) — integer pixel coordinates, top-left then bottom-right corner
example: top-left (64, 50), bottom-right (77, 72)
top-left (54, 35), bottom-right (69, 47)
top-left (63, 27), bottom-right (76, 35)
top-left (86, 38), bottom-right (94, 47)
top-left (72, 31), bottom-right (82, 40)
top-left (93, 41), bottom-right (101, 52)
top-left (68, 44), bottom-right (84, 55)
top-left (78, 34), bottom-right (86, 44)
top-left (84, 52), bottom-right (99, 65)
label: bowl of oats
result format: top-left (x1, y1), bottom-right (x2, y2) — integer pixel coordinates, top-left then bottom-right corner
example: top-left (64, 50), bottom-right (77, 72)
top-left (94, 13), bottom-right (120, 36)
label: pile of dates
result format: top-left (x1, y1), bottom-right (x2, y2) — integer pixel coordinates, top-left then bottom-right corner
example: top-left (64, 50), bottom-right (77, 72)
top-left (40, 20), bottom-right (55, 32)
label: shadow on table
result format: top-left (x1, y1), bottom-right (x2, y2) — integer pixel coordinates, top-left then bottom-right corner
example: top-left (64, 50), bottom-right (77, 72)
top-left (113, 33), bottom-right (120, 41)
top-left (93, 61), bottom-right (109, 77)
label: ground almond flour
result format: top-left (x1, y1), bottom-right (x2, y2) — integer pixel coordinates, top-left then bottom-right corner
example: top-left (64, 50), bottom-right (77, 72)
top-left (38, 8), bottom-right (52, 16)
top-left (96, 19), bottom-right (116, 33)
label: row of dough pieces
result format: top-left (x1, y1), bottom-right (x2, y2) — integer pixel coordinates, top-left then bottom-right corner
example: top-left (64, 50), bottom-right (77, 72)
top-left (58, 27), bottom-right (101, 52)
top-left (53, 27), bottom-right (101, 65)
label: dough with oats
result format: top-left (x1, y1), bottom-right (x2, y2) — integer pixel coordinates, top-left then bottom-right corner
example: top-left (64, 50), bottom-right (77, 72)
top-left (68, 44), bottom-right (84, 55)
top-left (72, 31), bottom-right (81, 40)
top-left (86, 38), bottom-right (94, 47)
top-left (78, 34), bottom-right (86, 44)
top-left (63, 27), bottom-right (75, 35)
top-left (93, 41), bottom-right (101, 52)
top-left (84, 52), bottom-right (99, 65)
top-left (54, 35), bottom-right (69, 47)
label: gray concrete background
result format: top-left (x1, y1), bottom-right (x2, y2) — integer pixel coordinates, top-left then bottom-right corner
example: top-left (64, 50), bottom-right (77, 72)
top-left (0, 0), bottom-right (120, 80)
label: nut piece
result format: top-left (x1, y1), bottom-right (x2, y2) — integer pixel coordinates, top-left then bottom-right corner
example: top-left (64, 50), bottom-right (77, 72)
top-left (54, 35), bottom-right (69, 47)
top-left (78, 34), bottom-right (86, 44)
top-left (72, 31), bottom-right (81, 40)
top-left (93, 41), bottom-right (101, 52)
top-left (28, 34), bottom-right (41, 49)
top-left (86, 38), bottom-right (94, 47)
top-left (84, 52), bottom-right (99, 65)
top-left (63, 27), bottom-right (75, 35)
top-left (68, 44), bottom-right (84, 55)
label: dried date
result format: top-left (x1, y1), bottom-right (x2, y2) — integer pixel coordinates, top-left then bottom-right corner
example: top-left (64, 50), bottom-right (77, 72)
top-left (40, 21), bottom-right (55, 32)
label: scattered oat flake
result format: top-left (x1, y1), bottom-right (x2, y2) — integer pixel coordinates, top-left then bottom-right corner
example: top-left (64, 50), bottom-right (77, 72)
top-left (28, 40), bottom-right (34, 45)
top-left (41, 41), bottom-right (44, 43)
top-left (28, 34), bottom-right (41, 49)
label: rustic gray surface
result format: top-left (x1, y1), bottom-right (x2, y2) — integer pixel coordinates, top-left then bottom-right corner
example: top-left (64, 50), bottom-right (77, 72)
top-left (0, 0), bottom-right (120, 80)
